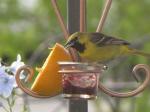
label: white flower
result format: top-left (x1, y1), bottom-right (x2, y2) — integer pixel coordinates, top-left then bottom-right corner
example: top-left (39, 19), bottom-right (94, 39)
top-left (0, 54), bottom-right (26, 98)
top-left (0, 74), bottom-right (16, 98)
top-left (9, 54), bottom-right (25, 75)
top-left (0, 64), bottom-right (7, 76)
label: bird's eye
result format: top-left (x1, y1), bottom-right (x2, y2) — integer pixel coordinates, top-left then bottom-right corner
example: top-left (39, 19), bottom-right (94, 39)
top-left (74, 37), bottom-right (78, 41)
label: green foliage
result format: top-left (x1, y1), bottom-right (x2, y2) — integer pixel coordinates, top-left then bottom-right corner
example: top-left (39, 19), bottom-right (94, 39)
top-left (135, 90), bottom-right (150, 112)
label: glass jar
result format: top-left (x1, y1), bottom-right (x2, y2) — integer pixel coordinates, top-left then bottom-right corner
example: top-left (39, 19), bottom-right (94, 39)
top-left (58, 62), bottom-right (103, 99)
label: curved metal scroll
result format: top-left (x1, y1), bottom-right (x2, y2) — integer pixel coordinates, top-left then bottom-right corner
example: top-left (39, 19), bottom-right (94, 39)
top-left (15, 65), bottom-right (53, 98)
top-left (98, 64), bottom-right (150, 98)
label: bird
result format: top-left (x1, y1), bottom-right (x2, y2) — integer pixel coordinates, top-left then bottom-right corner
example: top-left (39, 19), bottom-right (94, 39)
top-left (65, 32), bottom-right (150, 63)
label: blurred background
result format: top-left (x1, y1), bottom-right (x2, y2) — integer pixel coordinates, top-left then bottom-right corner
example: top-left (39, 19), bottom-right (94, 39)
top-left (0, 0), bottom-right (150, 112)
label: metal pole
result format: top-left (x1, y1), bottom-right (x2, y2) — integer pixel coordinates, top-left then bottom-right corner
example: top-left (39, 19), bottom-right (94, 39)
top-left (68, 0), bottom-right (80, 33)
top-left (67, 0), bottom-right (88, 112)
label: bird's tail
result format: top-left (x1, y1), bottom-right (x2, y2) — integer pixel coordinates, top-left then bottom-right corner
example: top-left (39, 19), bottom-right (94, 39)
top-left (129, 48), bottom-right (150, 58)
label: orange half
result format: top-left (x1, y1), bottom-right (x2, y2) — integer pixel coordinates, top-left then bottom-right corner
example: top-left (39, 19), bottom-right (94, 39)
top-left (31, 43), bottom-right (72, 96)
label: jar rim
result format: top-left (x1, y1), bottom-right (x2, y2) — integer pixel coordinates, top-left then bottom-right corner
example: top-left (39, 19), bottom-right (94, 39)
top-left (58, 70), bottom-right (101, 74)
top-left (58, 61), bottom-right (104, 67)
top-left (58, 61), bottom-right (85, 65)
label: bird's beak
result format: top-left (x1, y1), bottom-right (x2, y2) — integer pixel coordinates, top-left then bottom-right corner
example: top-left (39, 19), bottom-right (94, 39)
top-left (65, 41), bottom-right (74, 49)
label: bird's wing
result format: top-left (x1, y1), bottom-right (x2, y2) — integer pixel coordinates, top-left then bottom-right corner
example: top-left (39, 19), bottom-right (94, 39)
top-left (90, 33), bottom-right (130, 47)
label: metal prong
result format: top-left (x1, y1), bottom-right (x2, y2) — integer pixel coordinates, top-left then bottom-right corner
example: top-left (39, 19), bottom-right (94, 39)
top-left (80, 0), bottom-right (86, 32)
top-left (51, 0), bottom-right (69, 39)
top-left (96, 0), bottom-right (112, 32)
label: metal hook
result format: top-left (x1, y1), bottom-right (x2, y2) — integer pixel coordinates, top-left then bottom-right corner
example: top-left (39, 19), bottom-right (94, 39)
top-left (98, 64), bottom-right (150, 98)
top-left (15, 65), bottom-right (54, 98)
top-left (96, 0), bottom-right (112, 32)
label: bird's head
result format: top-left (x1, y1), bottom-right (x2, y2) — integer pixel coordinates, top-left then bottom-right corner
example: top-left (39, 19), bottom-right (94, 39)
top-left (65, 32), bottom-right (87, 53)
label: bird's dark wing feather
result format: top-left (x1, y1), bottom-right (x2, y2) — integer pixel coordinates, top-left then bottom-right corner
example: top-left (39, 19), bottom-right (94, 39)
top-left (90, 33), bottom-right (130, 47)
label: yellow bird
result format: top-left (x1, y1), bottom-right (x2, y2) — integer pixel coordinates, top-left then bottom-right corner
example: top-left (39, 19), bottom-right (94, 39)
top-left (65, 32), bottom-right (150, 63)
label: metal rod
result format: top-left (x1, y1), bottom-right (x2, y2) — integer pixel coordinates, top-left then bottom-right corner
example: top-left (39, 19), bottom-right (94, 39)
top-left (69, 100), bottom-right (88, 112)
top-left (67, 0), bottom-right (81, 62)
top-left (80, 0), bottom-right (86, 32)
top-left (51, 0), bottom-right (69, 38)
top-left (96, 0), bottom-right (112, 32)
top-left (67, 0), bottom-right (80, 34)
top-left (68, 0), bottom-right (88, 112)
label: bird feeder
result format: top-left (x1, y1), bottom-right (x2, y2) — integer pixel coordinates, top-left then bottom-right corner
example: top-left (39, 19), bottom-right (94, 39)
top-left (15, 0), bottom-right (150, 112)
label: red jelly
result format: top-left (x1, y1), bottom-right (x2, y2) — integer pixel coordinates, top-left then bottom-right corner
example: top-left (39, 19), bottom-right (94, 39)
top-left (58, 62), bottom-right (103, 99)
